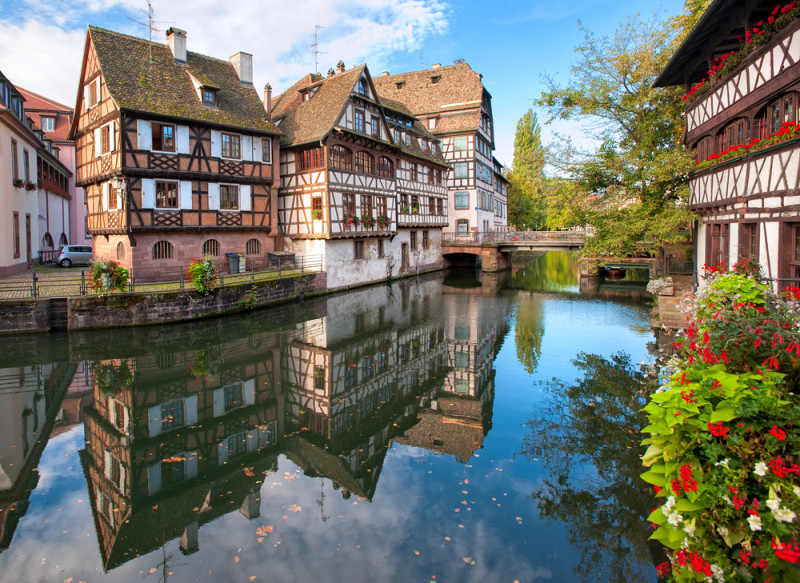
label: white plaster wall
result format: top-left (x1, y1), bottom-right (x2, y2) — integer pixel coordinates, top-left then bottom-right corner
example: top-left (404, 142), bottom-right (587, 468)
top-left (763, 221), bottom-right (781, 282)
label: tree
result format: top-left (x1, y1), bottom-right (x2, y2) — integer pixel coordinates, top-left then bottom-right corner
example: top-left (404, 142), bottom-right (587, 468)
top-left (507, 110), bottom-right (548, 229)
top-left (538, 8), bottom-right (700, 257)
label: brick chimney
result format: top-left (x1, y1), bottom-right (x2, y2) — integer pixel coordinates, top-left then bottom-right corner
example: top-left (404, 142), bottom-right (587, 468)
top-left (382, 71), bottom-right (390, 76)
top-left (327, 68), bottom-right (336, 78)
top-left (336, 60), bottom-right (345, 74)
top-left (263, 83), bottom-right (272, 116)
top-left (230, 52), bottom-right (253, 86)
top-left (166, 28), bottom-right (187, 64)
top-left (432, 63), bottom-right (441, 69)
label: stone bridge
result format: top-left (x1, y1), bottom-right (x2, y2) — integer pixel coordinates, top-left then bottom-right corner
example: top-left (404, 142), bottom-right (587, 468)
top-left (442, 231), bottom-right (588, 271)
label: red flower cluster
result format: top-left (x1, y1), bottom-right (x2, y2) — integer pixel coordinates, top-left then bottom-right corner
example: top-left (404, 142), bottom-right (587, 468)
top-left (783, 285), bottom-right (800, 299)
top-left (769, 457), bottom-right (800, 478)
top-left (675, 548), bottom-right (713, 577)
top-left (655, 561), bottom-right (670, 576)
top-left (708, 421), bottom-right (730, 437)
top-left (772, 537), bottom-right (800, 563)
top-left (768, 424), bottom-right (787, 440)
top-left (696, 121), bottom-right (800, 167)
top-left (680, 389), bottom-right (695, 403)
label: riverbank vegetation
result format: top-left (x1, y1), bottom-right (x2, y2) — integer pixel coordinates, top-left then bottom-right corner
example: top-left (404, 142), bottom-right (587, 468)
top-left (641, 263), bottom-right (800, 581)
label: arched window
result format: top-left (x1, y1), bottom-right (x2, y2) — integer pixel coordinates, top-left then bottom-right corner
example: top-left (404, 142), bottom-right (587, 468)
top-left (329, 145), bottom-right (353, 171)
top-left (116, 242), bottom-right (126, 261)
top-left (720, 118), bottom-right (748, 151)
top-left (202, 239), bottom-right (221, 256)
top-left (42, 232), bottom-right (54, 249)
top-left (153, 240), bottom-right (173, 260)
top-left (693, 136), bottom-right (714, 163)
top-left (59, 233), bottom-right (68, 246)
top-left (354, 151), bottom-right (374, 174)
top-left (759, 93), bottom-right (798, 139)
top-left (377, 156), bottom-right (394, 178)
top-left (245, 238), bottom-right (261, 255)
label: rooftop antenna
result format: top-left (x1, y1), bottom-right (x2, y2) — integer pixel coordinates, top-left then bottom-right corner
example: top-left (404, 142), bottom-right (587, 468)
top-left (311, 25), bottom-right (325, 75)
top-left (127, 0), bottom-right (172, 64)
top-left (418, 50), bottom-right (427, 70)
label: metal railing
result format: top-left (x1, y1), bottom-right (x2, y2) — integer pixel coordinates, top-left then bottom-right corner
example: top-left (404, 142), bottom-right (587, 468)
top-left (442, 230), bottom-right (590, 245)
top-left (0, 255), bottom-right (323, 300)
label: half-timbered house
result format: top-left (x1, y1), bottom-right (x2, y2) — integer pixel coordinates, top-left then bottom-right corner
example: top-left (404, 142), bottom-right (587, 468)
top-left (272, 61), bottom-right (449, 290)
top-left (655, 0), bottom-right (800, 286)
top-left (69, 27), bottom-right (281, 277)
top-left (373, 62), bottom-right (507, 235)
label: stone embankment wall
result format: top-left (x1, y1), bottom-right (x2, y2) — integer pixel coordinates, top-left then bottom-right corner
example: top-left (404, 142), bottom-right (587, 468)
top-left (0, 273), bottom-right (327, 334)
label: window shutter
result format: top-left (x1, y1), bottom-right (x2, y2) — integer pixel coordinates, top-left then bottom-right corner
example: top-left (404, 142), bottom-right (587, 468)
top-left (253, 137), bottom-right (262, 162)
top-left (148, 404), bottom-right (162, 437)
top-left (146, 463), bottom-right (162, 495)
top-left (109, 122), bottom-right (116, 152)
top-left (212, 388), bottom-right (224, 417)
top-left (246, 429), bottom-right (258, 453)
top-left (185, 395), bottom-right (198, 425)
top-left (137, 120), bottom-right (152, 150)
top-left (103, 183), bottom-right (110, 211)
top-left (83, 85), bottom-right (89, 112)
top-left (217, 441), bottom-right (228, 465)
top-left (179, 181), bottom-right (193, 210)
top-left (244, 379), bottom-right (255, 406)
top-left (141, 179), bottom-right (156, 209)
top-left (210, 130), bottom-right (221, 158)
top-left (207, 183), bottom-right (220, 211)
top-left (185, 451), bottom-right (198, 479)
top-left (241, 135), bottom-right (252, 161)
top-left (239, 184), bottom-right (251, 211)
top-left (104, 451), bottom-right (112, 478)
top-left (94, 128), bottom-right (102, 158)
top-left (177, 125), bottom-right (190, 154)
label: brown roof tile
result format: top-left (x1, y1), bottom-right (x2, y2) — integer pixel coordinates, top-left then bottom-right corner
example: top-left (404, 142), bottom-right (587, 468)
top-left (88, 27), bottom-right (279, 135)
top-left (18, 88), bottom-right (73, 142)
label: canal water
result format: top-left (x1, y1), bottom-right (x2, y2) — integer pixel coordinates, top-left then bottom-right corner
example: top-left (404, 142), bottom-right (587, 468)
top-left (0, 251), bottom-right (661, 582)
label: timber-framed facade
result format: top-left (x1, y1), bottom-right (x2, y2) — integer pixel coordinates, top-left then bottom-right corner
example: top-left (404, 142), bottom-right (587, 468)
top-left (69, 27), bottom-right (281, 277)
top-left (656, 0), bottom-right (800, 287)
top-left (273, 62), bottom-right (450, 290)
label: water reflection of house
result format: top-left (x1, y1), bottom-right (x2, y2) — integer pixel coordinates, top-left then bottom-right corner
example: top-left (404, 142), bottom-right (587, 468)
top-left (281, 278), bottom-right (451, 499)
top-left (0, 361), bottom-right (77, 551)
top-left (81, 331), bottom-right (282, 571)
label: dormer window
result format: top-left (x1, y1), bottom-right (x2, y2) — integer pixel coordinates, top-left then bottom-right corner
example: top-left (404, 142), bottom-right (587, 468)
top-left (301, 90), bottom-right (311, 102)
top-left (395, 82), bottom-right (405, 90)
top-left (202, 88), bottom-right (217, 106)
top-left (431, 76), bottom-right (441, 84)
top-left (358, 78), bottom-right (368, 96)
top-left (41, 116), bottom-right (55, 133)
top-left (85, 78), bottom-right (100, 110)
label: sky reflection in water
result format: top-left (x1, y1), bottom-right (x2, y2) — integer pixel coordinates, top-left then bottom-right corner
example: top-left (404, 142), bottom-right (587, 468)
top-left (0, 251), bottom-right (660, 582)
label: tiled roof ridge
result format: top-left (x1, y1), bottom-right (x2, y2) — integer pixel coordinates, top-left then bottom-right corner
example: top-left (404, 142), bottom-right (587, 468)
top-left (376, 61), bottom-right (475, 81)
top-left (17, 87), bottom-right (73, 112)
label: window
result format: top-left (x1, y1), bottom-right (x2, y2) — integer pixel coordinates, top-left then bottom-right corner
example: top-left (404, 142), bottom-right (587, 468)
top-left (156, 181), bottom-right (178, 208)
top-left (41, 116), bottom-right (55, 132)
top-left (428, 197), bottom-right (435, 214)
top-left (23, 150), bottom-right (29, 182)
top-left (427, 166), bottom-right (434, 185)
top-left (422, 230), bottom-right (429, 249)
top-left (707, 223), bottom-right (730, 268)
top-left (312, 197), bottom-right (322, 212)
top-left (760, 93), bottom-right (797, 138)
top-left (203, 239), bottom-right (221, 256)
top-left (410, 231), bottom-right (417, 251)
top-left (739, 223), bottom-right (759, 262)
top-left (355, 109), bottom-right (365, 133)
top-left (787, 223), bottom-right (800, 286)
top-left (377, 196), bottom-right (387, 216)
top-left (411, 195), bottom-right (419, 213)
top-left (220, 184), bottom-right (239, 210)
top-left (12, 212), bottom-right (19, 258)
top-left (297, 147), bottom-right (323, 170)
top-left (86, 78), bottom-right (100, 109)
top-left (371, 117), bottom-right (380, 138)
top-left (377, 156), bottom-right (394, 178)
top-left (10, 139), bottom-right (18, 181)
top-left (454, 162), bottom-right (468, 179)
top-left (456, 219), bottom-right (469, 233)
top-left (428, 118), bottom-right (437, 130)
top-left (400, 193), bottom-right (408, 211)
top-left (393, 128), bottom-right (400, 145)
top-left (221, 133), bottom-right (240, 159)
top-left (202, 88), bottom-right (216, 106)
top-left (404, 133), bottom-right (411, 148)
top-left (153, 240), bottom-right (173, 259)
top-left (694, 136), bottom-right (714, 163)
top-left (354, 240), bottom-right (364, 259)
top-left (101, 125), bottom-right (111, 154)
top-left (246, 238), bottom-right (261, 255)
top-left (161, 457), bottom-right (185, 486)
top-left (329, 145), bottom-right (353, 171)
top-left (224, 383), bottom-right (244, 411)
top-left (361, 194), bottom-right (373, 217)
top-left (354, 151), bottom-right (374, 174)
top-left (455, 191), bottom-right (469, 209)
top-left (437, 199), bottom-right (443, 215)
top-left (161, 400), bottom-right (185, 430)
top-left (262, 137), bottom-right (272, 163)
top-left (152, 123), bottom-right (175, 152)
top-left (116, 242), bottom-right (126, 261)
top-left (454, 136), bottom-right (467, 151)
top-left (436, 169), bottom-right (442, 185)
top-left (226, 432), bottom-right (248, 458)
top-left (410, 164), bottom-right (418, 181)
top-left (377, 239), bottom-right (384, 258)
top-left (358, 78), bottom-right (368, 96)
top-left (343, 193), bottom-right (356, 216)
top-left (314, 367), bottom-right (325, 390)
top-left (720, 118), bottom-right (748, 152)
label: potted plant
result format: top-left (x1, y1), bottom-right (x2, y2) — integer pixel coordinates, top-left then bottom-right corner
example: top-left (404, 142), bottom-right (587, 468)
top-left (377, 215), bottom-right (391, 229)
top-left (311, 209), bottom-right (323, 221)
top-left (89, 259), bottom-right (129, 295)
top-left (12, 178), bottom-right (24, 189)
top-left (343, 214), bottom-right (360, 229)
top-left (361, 215), bottom-right (375, 229)
top-left (25, 181), bottom-right (37, 191)
top-left (400, 205), bottom-right (410, 213)
top-left (186, 255), bottom-right (218, 295)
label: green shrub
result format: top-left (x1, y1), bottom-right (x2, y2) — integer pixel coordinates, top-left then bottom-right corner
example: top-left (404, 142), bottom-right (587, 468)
top-left (90, 259), bottom-right (129, 295)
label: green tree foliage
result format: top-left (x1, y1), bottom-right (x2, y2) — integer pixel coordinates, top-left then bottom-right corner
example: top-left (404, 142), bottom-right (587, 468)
top-left (507, 110), bottom-right (548, 229)
top-left (538, 8), bottom-right (699, 257)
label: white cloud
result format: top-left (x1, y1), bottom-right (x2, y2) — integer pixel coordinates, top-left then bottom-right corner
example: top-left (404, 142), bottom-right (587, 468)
top-left (0, 0), bottom-right (450, 105)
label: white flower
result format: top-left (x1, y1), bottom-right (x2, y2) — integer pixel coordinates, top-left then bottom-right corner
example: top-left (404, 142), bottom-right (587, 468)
top-left (668, 511), bottom-right (684, 527)
top-left (662, 495), bottom-right (677, 515)
top-left (754, 462), bottom-right (768, 477)
top-left (774, 507), bottom-right (796, 523)
top-left (718, 526), bottom-right (729, 537)
top-left (794, 485), bottom-right (800, 498)
top-left (747, 514), bottom-right (762, 531)
top-left (715, 458), bottom-right (730, 468)
top-left (683, 521), bottom-right (696, 536)
top-left (710, 564), bottom-right (725, 582)
top-left (766, 498), bottom-right (781, 512)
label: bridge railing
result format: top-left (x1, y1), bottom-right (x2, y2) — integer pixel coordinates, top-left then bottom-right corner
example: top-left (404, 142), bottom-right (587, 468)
top-left (442, 230), bottom-right (589, 245)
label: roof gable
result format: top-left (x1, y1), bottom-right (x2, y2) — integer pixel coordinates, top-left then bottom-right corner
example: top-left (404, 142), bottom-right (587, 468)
top-left (84, 26), bottom-right (280, 134)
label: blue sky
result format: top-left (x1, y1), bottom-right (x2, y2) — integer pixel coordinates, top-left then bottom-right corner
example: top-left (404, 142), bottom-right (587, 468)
top-left (0, 0), bottom-right (686, 165)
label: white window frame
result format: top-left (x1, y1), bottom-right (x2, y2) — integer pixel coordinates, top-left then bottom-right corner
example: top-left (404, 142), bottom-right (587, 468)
top-left (41, 116), bottom-right (55, 132)
top-left (221, 133), bottom-right (241, 159)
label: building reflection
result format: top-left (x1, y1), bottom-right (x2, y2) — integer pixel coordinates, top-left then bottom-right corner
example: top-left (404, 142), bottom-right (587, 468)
top-left (0, 273), bottom-right (509, 573)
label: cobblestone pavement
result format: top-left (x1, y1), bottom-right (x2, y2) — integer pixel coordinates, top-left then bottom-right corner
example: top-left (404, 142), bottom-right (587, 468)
top-left (0, 266), bottom-right (87, 299)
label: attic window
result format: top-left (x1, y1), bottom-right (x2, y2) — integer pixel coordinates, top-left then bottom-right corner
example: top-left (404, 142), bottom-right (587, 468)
top-left (395, 82), bottom-right (404, 90)
top-left (202, 88), bottom-right (217, 106)
top-left (301, 90), bottom-right (310, 102)
top-left (358, 78), bottom-right (368, 96)
top-left (431, 76), bottom-right (441, 84)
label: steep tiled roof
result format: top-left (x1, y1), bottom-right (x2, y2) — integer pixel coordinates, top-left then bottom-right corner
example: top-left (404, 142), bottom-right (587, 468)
top-left (272, 66), bottom-right (366, 146)
top-left (433, 111), bottom-right (481, 135)
top-left (373, 63), bottom-right (486, 123)
top-left (18, 88), bottom-right (73, 142)
top-left (87, 27), bottom-right (279, 135)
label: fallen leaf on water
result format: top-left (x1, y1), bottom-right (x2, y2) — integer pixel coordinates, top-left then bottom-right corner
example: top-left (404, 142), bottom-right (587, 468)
top-left (64, 578), bottom-right (73, 583)
top-left (461, 500), bottom-right (467, 505)
top-left (458, 524), bottom-right (464, 529)
top-left (234, 556), bottom-right (240, 563)
top-left (256, 525), bottom-right (274, 537)
top-left (288, 504), bottom-right (302, 513)
top-left (244, 467), bottom-right (255, 477)
top-left (462, 491), bottom-right (468, 494)
top-left (414, 550), bottom-right (420, 556)
top-left (249, 577), bottom-right (257, 581)
top-left (463, 557), bottom-right (476, 565)
top-left (444, 537), bottom-right (451, 542)
top-left (152, 505), bottom-right (158, 511)
top-left (149, 568), bottom-right (157, 574)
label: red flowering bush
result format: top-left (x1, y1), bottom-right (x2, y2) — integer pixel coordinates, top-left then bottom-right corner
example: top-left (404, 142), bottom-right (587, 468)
top-left (642, 269), bottom-right (800, 581)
